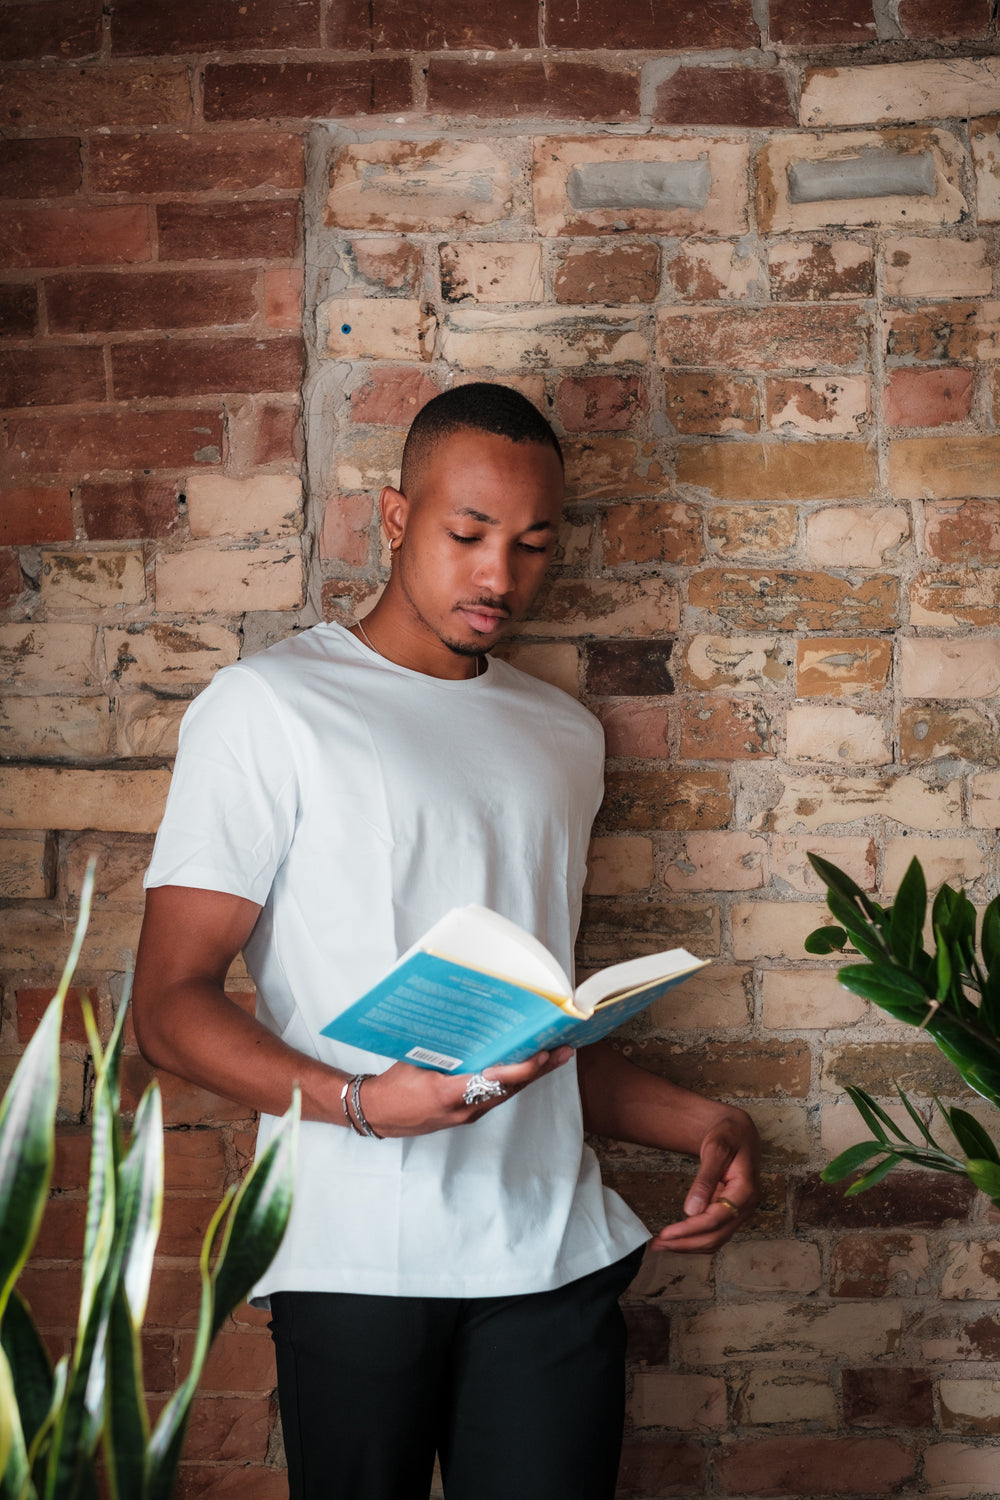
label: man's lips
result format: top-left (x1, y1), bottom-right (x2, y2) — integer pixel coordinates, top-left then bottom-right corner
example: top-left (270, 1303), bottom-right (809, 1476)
top-left (457, 605), bottom-right (510, 633)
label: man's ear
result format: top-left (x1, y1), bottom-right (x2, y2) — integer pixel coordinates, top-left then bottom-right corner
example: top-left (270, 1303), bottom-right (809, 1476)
top-left (379, 485), bottom-right (409, 550)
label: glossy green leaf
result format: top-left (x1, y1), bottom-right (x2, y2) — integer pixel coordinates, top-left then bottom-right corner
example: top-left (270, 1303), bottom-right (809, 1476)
top-left (965, 1157), bottom-right (1000, 1202)
top-left (807, 853), bottom-right (884, 923)
top-left (844, 1086), bottom-right (893, 1143)
top-left (895, 1088), bottom-right (941, 1150)
top-left (946, 1107), bottom-right (1000, 1165)
top-left (982, 896), bottom-right (1000, 977)
top-left (889, 858), bottom-right (926, 969)
top-left (821, 1141), bottom-right (886, 1182)
top-left (824, 891), bottom-right (888, 960)
top-left (835, 964), bottom-right (929, 1021)
top-left (804, 925), bottom-right (848, 955)
top-left (843, 1153), bottom-right (900, 1195)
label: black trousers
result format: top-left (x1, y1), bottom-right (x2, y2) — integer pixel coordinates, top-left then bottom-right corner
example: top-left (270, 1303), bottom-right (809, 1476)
top-left (269, 1246), bottom-right (644, 1500)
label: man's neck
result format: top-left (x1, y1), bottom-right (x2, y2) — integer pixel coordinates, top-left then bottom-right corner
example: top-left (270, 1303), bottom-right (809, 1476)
top-left (351, 606), bottom-right (484, 681)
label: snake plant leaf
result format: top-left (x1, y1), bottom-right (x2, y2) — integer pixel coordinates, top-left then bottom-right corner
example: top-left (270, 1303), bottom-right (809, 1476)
top-left (102, 1284), bottom-right (148, 1500)
top-left (0, 1343), bottom-right (23, 1500)
top-left (982, 896), bottom-right (1000, 977)
top-left (843, 1153), bottom-right (900, 1195)
top-left (804, 925), bottom-right (848, 955)
top-left (821, 1140), bottom-right (886, 1182)
top-left (945, 1107), bottom-right (1000, 1165)
top-left (889, 858), bottom-right (926, 970)
top-left (1, 1289), bottom-right (54, 1459)
top-left (116, 1084), bottom-right (163, 1331)
top-left (964, 1158), bottom-right (1000, 1203)
top-left (0, 995), bottom-right (62, 1322)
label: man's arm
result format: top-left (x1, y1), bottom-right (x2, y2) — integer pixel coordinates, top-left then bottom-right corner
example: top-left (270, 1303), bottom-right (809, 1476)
top-left (576, 1041), bottom-right (760, 1254)
top-left (133, 884), bottom-right (570, 1135)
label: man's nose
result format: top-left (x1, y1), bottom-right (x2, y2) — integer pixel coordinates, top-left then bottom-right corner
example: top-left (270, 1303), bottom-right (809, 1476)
top-left (473, 546), bottom-right (514, 596)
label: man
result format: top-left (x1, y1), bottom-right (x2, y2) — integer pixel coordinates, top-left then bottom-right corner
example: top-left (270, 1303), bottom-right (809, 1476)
top-left (134, 382), bottom-right (759, 1500)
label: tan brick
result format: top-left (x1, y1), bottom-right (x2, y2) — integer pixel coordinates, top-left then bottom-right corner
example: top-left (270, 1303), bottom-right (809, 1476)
top-left (64, 832), bottom-right (154, 909)
top-left (901, 704), bottom-right (998, 766)
top-left (971, 116), bottom-right (1000, 223)
top-left (649, 966), bottom-right (751, 1030)
top-left (924, 499), bottom-right (1000, 565)
top-left (796, 637), bottom-right (892, 698)
top-left (885, 836), bottom-right (987, 895)
top-left (901, 638), bottom-right (1000, 699)
top-left (563, 438), bottom-right (665, 501)
top-left (941, 1243), bottom-right (1000, 1300)
top-left (890, 437), bottom-right (1000, 500)
top-left (327, 140), bottom-right (511, 233)
top-left (0, 695), bottom-right (111, 759)
top-left (970, 772), bottom-right (1000, 828)
top-left (584, 836), bottom-right (654, 895)
top-left (884, 235), bottom-right (992, 297)
top-left (666, 239), bottom-right (763, 301)
top-left (821, 1097), bottom-right (917, 1158)
top-left (663, 832), bottom-right (766, 893)
top-left (769, 834), bottom-right (877, 895)
top-left (659, 306), bottom-right (867, 373)
top-left (580, 901), bottom-right (720, 965)
top-left (321, 297), bottom-right (434, 362)
top-left (762, 969), bottom-right (867, 1029)
top-left (439, 243), bottom-right (542, 304)
top-left (524, 578), bottom-right (677, 637)
top-left (680, 698), bottom-right (778, 759)
top-left (719, 1240), bottom-right (823, 1294)
top-left (799, 59), bottom-right (1000, 127)
top-left (533, 135), bottom-right (750, 238)
top-left (627, 1248), bottom-right (713, 1301)
top-left (347, 238), bottom-right (421, 294)
top-left (186, 474), bottom-right (302, 539)
top-left (629, 1371), bottom-right (726, 1432)
top-left (0, 623), bottom-right (96, 689)
top-left (911, 568), bottom-right (1000, 629)
top-left (824, 1039), bottom-right (961, 1097)
top-left (924, 1442), bottom-right (1000, 1497)
top-left (154, 544), bottom-right (304, 614)
top-left (806, 506), bottom-right (909, 568)
top-left (437, 308), bottom-right (647, 368)
top-left (752, 772), bottom-right (961, 833)
top-left (0, 1053), bottom-right (86, 1122)
top-left (594, 700), bottom-right (672, 758)
top-left (601, 501), bottom-right (700, 566)
top-left (553, 242), bottom-right (660, 305)
top-left (731, 902), bottom-right (831, 960)
top-left (939, 1380), bottom-right (1000, 1435)
top-left (689, 570), bottom-right (896, 632)
top-left (39, 550), bottom-right (146, 610)
top-left (767, 240), bottom-right (874, 300)
top-left (707, 505), bottom-right (797, 559)
top-left (115, 694), bottom-right (186, 758)
top-left (677, 1302), bottom-right (902, 1364)
top-left (746, 1103), bottom-right (812, 1164)
top-left (493, 641), bottom-right (580, 698)
top-left (663, 372), bottom-right (759, 434)
top-left (0, 834), bottom-right (52, 899)
top-left (105, 622), bottom-right (239, 686)
top-left (319, 494), bottom-right (372, 567)
top-left (677, 443), bottom-right (876, 501)
top-left (734, 1372), bottom-right (837, 1427)
top-left (767, 376), bottom-right (869, 436)
top-left (684, 635), bottom-right (788, 693)
top-left (786, 704), bottom-right (892, 766)
top-left (0, 768), bottom-right (170, 834)
top-left (335, 430), bottom-right (403, 492)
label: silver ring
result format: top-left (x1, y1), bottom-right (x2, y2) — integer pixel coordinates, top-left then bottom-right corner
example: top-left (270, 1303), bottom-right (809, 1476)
top-left (462, 1072), bottom-right (506, 1106)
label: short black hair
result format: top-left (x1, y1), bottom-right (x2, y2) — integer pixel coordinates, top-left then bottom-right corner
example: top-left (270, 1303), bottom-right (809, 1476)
top-left (399, 382), bottom-right (563, 495)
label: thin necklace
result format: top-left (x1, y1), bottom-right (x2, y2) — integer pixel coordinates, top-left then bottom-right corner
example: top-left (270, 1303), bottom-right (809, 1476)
top-left (354, 618), bottom-right (484, 679)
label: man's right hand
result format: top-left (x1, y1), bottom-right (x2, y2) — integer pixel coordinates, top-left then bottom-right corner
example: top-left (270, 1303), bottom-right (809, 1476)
top-left (360, 1048), bottom-right (574, 1138)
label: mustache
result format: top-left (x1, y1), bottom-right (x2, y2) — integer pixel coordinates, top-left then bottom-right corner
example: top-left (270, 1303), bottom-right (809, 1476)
top-left (455, 599), bottom-right (511, 617)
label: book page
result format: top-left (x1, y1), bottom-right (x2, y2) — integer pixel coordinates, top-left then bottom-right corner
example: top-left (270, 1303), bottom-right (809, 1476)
top-left (574, 948), bottom-right (706, 1016)
top-left (420, 905), bottom-right (571, 998)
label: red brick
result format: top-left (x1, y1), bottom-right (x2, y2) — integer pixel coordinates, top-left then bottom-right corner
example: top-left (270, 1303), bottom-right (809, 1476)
top-left (158, 1197), bottom-right (221, 1259)
top-left (89, 133), bottom-right (303, 194)
top-left (172, 1394), bottom-right (272, 1464)
top-left (0, 486), bottom-right (73, 543)
top-left (162, 1129), bottom-right (227, 1192)
top-left (714, 1436), bottom-right (914, 1496)
top-left (426, 60), bottom-right (638, 120)
top-left (597, 770), bottom-right (731, 832)
top-left (924, 498), bottom-right (1000, 564)
top-left (15, 1268), bottom-right (80, 1329)
top-left (0, 345), bottom-right (104, 406)
top-left (51, 1126), bottom-right (92, 1191)
top-left (623, 1303), bottom-right (672, 1366)
top-left (156, 201), bottom-right (300, 263)
top-left (110, 0), bottom-right (319, 53)
top-left (81, 479), bottom-right (179, 540)
top-left (795, 1173), bottom-right (976, 1230)
top-left (843, 1368), bottom-right (934, 1429)
top-left (0, 138), bottom-right (81, 197)
top-left (202, 61), bottom-right (411, 121)
top-left (769, 243), bottom-right (874, 301)
top-left (319, 494), bottom-right (372, 565)
top-left (884, 303), bottom-right (978, 362)
top-left (31, 1197), bottom-right (87, 1259)
top-left (191, 1331), bottom-right (277, 1393)
top-left (0, 283), bottom-right (37, 336)
top-left (348, 238), bottom-right (422, 295)
top-left (601, 502), bottom-right (701, 566)
top-left (228, 399), bottom-right (302, 467)
top-left (16, 984), bottom-right (91, 1043)
top-left (142, 1331), bottom-right (178, 1393)
top-left (546, 0), bottom-right (757, 48)
top-left (831, 1234), bottom-right (930, 1298)
top-left (1, 0), bottom-right (102, 62)
top-left (680, 698), bottom-right (778, 759)
top-left (553, 244), bottom-right (660, 305)
top-left (897, 0), bottom-right (991, 38)
top-left (46, 269), bottom-right (257, 334)
top-left (657, 305), bottom-right (867, 370)
top-left (635, 1038), bottom-right (810, 1098)
top-left (172, 1465), bottom-right (287, 1500)
top-left (655, 67), bottom-right (795, 127)
top-left (2, 407), bottom-right (223, 475)
top-left (883, 367), bottom-right (974, 427)
top-left (111, 336), bottom-right (303, 400)
top-left (120, 1058), bottom-right (250, 1126)
top-left (618, 1438), bottom-right (704, 1496)
top-left (595, 700), bottom-right (672, 758)
top-left (0, 546), bottom-right (23, 606)
top-left (585, 641), bottom-right (675, 697)
top-left (663, 373), bottom-right (759, 434)
top-left (332, 0), bottom-right (537, 48)
top-left (348, 366), bottom-right (440, 427)
top-left (769, 0), bottom-right (876, 43)
top-left (0, 205), bottom-right (149, 269)
top-left (265, 268), bottom-right (301, 329)
top-left (556, 375), bottom-right (647, 433)
top-left (2, 66), bottom-right (191, 130)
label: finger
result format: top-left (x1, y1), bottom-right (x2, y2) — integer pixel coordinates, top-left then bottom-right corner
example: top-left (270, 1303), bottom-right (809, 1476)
top-left (483, 1047), bottom-right (573, 1088)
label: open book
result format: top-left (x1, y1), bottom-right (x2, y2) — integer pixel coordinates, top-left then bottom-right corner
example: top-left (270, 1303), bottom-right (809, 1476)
top-left (322, 905), bottom-right (708, 1073)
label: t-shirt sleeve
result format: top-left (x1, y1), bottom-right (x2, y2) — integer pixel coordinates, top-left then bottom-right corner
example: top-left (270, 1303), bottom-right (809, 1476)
top-left (144, 665), bottom-right (298, 907)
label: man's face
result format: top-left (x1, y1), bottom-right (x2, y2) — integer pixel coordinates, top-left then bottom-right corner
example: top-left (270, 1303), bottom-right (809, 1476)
top-left (384, 427), bottom-right (565, 659)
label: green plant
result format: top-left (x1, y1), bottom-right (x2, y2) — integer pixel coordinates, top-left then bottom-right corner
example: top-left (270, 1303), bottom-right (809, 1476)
top-left (0, 863), bottom-right (298, 1500)
top-left (805, 851), bottom-right (1000, 1210)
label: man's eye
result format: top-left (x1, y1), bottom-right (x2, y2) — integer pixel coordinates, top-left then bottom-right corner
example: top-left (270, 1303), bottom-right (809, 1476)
top-left (447, 531), bottom-right (479, 544)
top-left (518, 541), bottom-right (549, 554)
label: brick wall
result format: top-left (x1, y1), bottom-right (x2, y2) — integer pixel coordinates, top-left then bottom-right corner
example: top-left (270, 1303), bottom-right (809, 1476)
top-left (3, 3), bottom-right (1000, 1495)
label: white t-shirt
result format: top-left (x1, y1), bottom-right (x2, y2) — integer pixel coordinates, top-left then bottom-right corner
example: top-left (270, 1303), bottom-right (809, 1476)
top-left (145, 622), bottom-right (648, 1299)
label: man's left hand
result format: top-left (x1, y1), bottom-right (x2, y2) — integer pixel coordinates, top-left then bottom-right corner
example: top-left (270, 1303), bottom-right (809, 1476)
top-left (649, 1113), bottom-right (760, 1254)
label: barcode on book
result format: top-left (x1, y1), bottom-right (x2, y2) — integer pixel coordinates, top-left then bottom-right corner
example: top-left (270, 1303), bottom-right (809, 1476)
top-left (406, 1045), bottom-right (462, 1071)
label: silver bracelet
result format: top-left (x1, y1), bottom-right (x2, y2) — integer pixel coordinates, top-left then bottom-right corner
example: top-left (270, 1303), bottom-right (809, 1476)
top-left (340, 1076), bottom-right (365, 1136)
top-left (350, 1072), bottom-right (383, 1140)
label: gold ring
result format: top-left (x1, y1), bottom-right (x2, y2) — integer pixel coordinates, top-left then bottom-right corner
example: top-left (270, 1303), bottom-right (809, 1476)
top-left (717, 1197), bottom-right (740, 1219)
